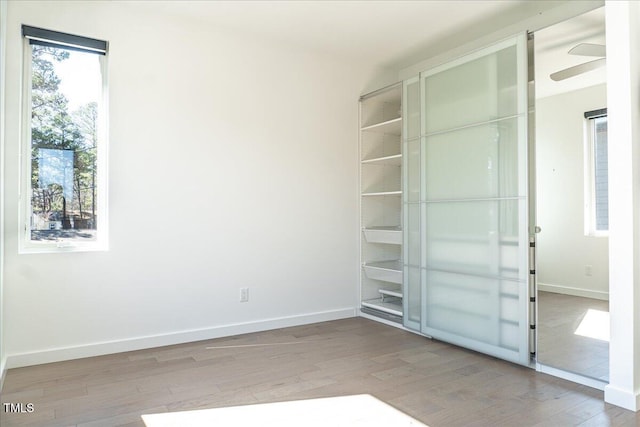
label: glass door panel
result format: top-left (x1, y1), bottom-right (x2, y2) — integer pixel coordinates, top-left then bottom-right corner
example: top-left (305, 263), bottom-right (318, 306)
top-left (423, 44), bottom-right (519, 134)
top-left (425, 200), bottom-right (520, 280)
top-left (404, 203), bottom-right (422, 330)
top-left (424, 118), bottom-right (520, 200)
top-left (406, 139), bottom-right (421, 202)
top-left (419, 34), bottom-right (530, 365)
top-left (403, 76), bottom-right (422, 331)
top-left (425, 270), bottom-right (521, 355)
top-left (404, 77), bottom-right (421, 140)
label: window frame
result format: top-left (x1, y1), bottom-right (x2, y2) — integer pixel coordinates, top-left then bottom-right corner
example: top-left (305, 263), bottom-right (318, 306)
top-left (19, 26), bottom-right (109, 253)
top-left (583, 109), bottom-right (608, 238)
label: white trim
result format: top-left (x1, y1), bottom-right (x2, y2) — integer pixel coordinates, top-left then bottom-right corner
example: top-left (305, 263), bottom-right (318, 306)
top-left (5, 308), bottom-right (356, 369)
top-left (538, 282), bottom-right (609, 301)
top-left (0, 362), bottom-right (6, 392)
top-left (604, 384), bottom-right (640, 412)
top-left (537, 363), bottom-right (607, 391)
top-left (583, 117), bottom-right (594, 235)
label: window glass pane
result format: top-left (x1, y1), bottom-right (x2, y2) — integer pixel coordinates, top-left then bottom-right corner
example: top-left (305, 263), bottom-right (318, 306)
top-left (30, 45), bottom-right (102, 243)
top-left (593, 117), bottom-right (608, 231)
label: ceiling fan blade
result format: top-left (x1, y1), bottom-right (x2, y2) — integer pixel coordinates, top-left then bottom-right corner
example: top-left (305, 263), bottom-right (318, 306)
top-left (568, 43), bottom-right (606, 57)
top-left (550, 58), bottom-right (606, 81)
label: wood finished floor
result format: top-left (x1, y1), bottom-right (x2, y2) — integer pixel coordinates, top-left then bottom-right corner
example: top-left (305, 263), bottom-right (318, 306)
top-left (1, 318), bottom-right (638, 427)
top-left (538, 291), bottom-right (609, 381)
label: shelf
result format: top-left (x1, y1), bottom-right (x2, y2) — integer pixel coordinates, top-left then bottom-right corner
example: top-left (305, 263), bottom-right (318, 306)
top-left (361, 154), bottom-right (402, 166)
top-left (379, 288), bottom-right (403, 299)
top-left (361, 190), bottom-right (402, 197)
top-left (360, 83), bottom-right (403, 324)
top-left (363, 260), bottom-right (403, 284)
top-left (362, 298), bottom-right (403, 316)
top-left (363, 226), bottom-right (402, 245)
top-left (360, 117), bottom-right (402, 135)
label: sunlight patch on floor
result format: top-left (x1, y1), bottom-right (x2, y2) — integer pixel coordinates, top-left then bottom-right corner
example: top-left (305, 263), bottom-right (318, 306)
top-left (574, 308), bottom-right (610, 342)
top-left (142, 394), bottom-right (427, 427)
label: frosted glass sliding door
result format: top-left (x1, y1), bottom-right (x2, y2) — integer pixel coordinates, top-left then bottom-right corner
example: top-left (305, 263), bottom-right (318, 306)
top-left (403, 77), bottom-right (422, 331)
top-left (418, 34), bottom-right (530, 365)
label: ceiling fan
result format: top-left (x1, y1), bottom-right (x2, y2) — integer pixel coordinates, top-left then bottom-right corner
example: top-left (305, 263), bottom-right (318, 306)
top-left (550, 43), bottom-right (606, 81)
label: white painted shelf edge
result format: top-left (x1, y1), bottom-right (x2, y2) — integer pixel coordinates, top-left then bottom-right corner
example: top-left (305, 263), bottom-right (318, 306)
top-left (361, 190), bottom-right (402, 197)
top-left (364, 260), bottom-right (402, 270)
top-left (360, 116), bottom-right (402, 132)
top-left (361, 154), bottom-right (402, 165)
top-left (365, 226), bottom-right (402, 231)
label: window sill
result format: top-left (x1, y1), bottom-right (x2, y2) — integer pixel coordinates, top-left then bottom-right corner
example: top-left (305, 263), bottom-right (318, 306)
top-left (19, 241), bottom-right (108, 254)
top-left (585, 231), bottom-right (609, 238)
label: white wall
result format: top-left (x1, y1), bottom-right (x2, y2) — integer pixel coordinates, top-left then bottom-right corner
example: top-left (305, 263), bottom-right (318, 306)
top-left (2, 1), bottom-right (392, 367)
top-left (535, 84), bottom-right (609, 299)
top-left (604, 0), bottom-right (640, 412)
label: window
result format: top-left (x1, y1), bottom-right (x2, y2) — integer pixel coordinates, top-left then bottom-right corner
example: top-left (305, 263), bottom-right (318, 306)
top-left (584, 108), bottom-right (608, 236)
top-left (21, 25), bottom-right (108, 252)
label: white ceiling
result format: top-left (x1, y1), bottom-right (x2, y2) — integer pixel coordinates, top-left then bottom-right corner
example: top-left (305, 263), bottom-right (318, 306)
top-left (148, 0), bottom-right (570, 70)
top-left (143, 1), bottom-right (604, 97)
top-left (535, 7), bottom-right (606, 99)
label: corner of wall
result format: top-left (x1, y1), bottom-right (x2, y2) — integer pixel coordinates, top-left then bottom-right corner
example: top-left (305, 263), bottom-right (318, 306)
top-left (604, 0), bottom-right (640, 413)
top-left (360, 66), bottom-right (399, 97)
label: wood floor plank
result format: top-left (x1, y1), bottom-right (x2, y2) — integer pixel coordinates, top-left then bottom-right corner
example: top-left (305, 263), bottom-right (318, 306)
top-left (1, 318), bottom-right (638, 427)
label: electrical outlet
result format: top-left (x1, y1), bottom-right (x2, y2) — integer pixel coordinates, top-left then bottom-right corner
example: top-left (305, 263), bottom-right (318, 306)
top-left (240, 288), bottom-right (249, 302)
top-left (585, 265), bottom-right (593, 276)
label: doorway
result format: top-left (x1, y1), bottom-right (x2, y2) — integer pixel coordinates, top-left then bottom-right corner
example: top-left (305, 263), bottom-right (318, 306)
top-left (533, 7), bottom-right (609, 383)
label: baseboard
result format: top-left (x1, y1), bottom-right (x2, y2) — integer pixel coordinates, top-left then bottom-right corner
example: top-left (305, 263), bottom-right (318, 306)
top-left (538, 282), bottom-right (609, 301)
top-left (0, 356), bottom-right (6, 392)
top-left (5, 308), bottom-right (356, 369)
top-left (604, 383), bottom-right (640, 412)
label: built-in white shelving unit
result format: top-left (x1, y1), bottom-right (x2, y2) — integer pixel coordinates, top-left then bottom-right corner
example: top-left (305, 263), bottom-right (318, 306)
top-left (363, 226), bottom-right (402, 245)
top-left (359, 83), bottom-right (403, 322)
